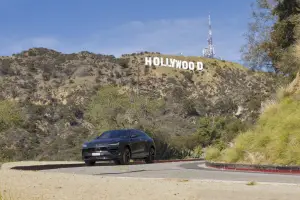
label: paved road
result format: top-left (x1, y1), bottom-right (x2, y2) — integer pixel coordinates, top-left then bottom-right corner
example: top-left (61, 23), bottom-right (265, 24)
top-left (44, 161), bottom-right (300, 184)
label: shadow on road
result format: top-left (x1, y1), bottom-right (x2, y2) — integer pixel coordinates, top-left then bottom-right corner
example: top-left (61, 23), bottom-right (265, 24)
top-left (11, 161), bottom-right (145, 171)
top-left (10, 159), bottom-right (204, 171)
top-left (93, 168), bottom-right (181, 176)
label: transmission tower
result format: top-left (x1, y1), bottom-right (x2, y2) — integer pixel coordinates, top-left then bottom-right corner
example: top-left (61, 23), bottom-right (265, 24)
top-left (202, 14), bottom-right (215, 58)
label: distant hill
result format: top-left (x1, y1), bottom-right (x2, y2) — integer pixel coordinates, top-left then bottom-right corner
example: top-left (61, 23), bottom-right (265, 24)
top-left (0, 48), bottom-right (284, 161)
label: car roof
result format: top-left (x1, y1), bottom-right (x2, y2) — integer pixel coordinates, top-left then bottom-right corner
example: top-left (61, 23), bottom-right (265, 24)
top-left (103, 129), bottom-right (143, 133)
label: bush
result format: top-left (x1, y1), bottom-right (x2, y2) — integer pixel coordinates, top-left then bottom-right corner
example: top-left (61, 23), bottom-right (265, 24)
top-left (220, 148), bottom-right (243, 163)
top-left (205, 147), bottom-right (221, 161)
top-left (180, 71), bottom-right (193, 82)
top-left (182, 98), bottom-right (199, 116)
top-left (213, 92), bottom-right (300, 165)
top-left (0, 100), bottom-right (23, 132)
top-left (86, 85), bottom-right (165, 132)
top-left (192, 116), bottom-right (248, 148)
top-left (0, 60), bottom-right (14, 75)
top-left (190, 145), bottom-right (203, 158)
top-left (116, 58), bottom-right (129, 68)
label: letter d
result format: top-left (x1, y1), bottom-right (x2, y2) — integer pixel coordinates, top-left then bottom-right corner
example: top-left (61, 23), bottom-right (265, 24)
top-left (197, 62), bottom-right (203, 71)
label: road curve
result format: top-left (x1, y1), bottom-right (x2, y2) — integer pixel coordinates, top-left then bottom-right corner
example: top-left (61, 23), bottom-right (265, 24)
top-left (24, 160), bottom-right (300, 184)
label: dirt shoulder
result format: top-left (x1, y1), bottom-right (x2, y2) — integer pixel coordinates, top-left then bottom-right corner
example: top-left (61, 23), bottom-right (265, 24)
top-left (1, 162), bottom-right (300, 200)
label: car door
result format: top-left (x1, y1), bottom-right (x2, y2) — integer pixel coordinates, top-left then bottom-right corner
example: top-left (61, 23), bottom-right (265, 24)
top-left (137, 131), bottom-right (149, 157)
top-left (129, 130), bottom-right (141, 158)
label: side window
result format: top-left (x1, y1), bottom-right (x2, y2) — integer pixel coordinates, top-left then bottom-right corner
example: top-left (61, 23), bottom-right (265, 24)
top-left (137, 130), bottom-right (148, 138)
top-left (130, 130), bottom-right (142, 138)
top-left (123, 130), bottom-right (130, 138)
top-left (135, 130), bottom-right (143, 137)
top-left (130, 130), bottom-right (138, 138)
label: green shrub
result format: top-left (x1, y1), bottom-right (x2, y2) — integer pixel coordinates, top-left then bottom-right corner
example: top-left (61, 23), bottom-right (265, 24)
top-left (0, 100), bottom-right (23, 132)
top-left (220, 148), bottom-right (243, 163)
top-left (191, 145), bottom-right (203, 158)
top-left (205, 147), bottom-right (221, 161)
top-left (215, 93), bottom-right (300, 165)
top-left (116, 58), bottom-right (129, 68)
top-left (193, 116), bottom-right (248, 148)
top-left (86, 85), bottom-right (165, 133)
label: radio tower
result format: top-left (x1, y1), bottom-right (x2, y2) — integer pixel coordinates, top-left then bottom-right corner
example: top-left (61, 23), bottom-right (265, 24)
top-left (202, 14), bottom-right (215, 58)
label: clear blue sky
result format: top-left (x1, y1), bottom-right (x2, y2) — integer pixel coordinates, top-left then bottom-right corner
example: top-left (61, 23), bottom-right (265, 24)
top-left (0, 0), bottom-right (256, 62)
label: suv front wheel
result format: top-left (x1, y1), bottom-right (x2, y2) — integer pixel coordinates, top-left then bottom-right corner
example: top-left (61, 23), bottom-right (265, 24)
top-left (119, 147), bottom-right (131, 165)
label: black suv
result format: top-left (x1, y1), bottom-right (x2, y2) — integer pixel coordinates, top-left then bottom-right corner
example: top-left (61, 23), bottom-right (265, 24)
top-left (81, 129), bottom-right (156, 166)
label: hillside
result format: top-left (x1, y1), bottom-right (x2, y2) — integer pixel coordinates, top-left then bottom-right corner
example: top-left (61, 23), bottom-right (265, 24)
top-left (206, 72), bottom-right (300, 165)
top-left (0, 48), bottom-right (283, 161)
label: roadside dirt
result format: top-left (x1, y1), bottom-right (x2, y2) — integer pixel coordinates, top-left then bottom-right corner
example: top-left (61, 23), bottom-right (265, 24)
top-left (1, 162), bottom-right (300, 200)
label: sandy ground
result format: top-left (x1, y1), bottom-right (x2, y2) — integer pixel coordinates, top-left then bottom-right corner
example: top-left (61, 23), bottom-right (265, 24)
top-left (1, 162), bottom-right (300, 200)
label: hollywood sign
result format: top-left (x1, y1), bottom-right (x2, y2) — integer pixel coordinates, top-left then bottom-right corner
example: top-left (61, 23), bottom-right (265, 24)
top-left (145, 57), bottom-right (204, 71)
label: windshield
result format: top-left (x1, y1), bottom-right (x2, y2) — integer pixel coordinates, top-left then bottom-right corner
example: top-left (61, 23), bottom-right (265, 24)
top-left (97, 130), bottom-right (129, 139)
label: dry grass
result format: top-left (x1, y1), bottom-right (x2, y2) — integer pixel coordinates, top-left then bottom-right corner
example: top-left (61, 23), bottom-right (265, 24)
top-left (206, 71), bottom-right (300, 165)
top-left (295, 41), bottom-right (300, 61)
top-left (0, 189), bottom-right (11, 200)
top-left (260, 98), bottom-right (277, 114)
top-left (246, 181), bottom-right (257, 186)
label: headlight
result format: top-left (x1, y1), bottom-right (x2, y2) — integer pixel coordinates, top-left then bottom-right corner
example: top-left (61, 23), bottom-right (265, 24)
top-left (108, 142), bottom-right (119, 146)
top-left (82, 144), bottom-right (87, 148)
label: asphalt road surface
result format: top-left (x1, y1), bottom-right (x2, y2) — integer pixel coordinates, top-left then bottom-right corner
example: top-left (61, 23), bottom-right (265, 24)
top-left (44, 161), bottom-right (300, 184)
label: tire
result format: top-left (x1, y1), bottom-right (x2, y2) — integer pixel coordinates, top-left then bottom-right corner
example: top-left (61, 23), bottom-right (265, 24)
top-left (145, 147), bottom-right (155, 164)
top-left (120, 147), bottom-right (131, 165)
top-left (84, 160), bottom-right (96, 166)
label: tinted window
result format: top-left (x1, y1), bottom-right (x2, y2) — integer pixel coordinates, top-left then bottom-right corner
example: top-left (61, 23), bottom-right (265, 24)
top-left (134, 130), bottom-right (150, 138)
top-left (97, 130), bottom-right (130, 139)
top-left (141, 131), bottom-right (152, 139)
top-left (129, 130), bottom-right (141, 138)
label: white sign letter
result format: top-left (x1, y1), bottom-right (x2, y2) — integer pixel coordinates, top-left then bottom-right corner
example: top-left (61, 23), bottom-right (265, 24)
top-left (189, 62), bottom-right (195, 70)
top-left (145, 57), bottom-right (152, 66)
top-left (170, 59), bottom-right (176, 68)
top-left (182, 61), bottom-right (188, 70)
top-left (165, 58), bottom-right (170, 67)
top-left (160, 57), bottom-right (167, 67)
top-left (176, 60), bottom-right (182, 69)
top-left (197, 62), bottom-right (203, 71)
top-left (153, 57), bottom-right (160, 66)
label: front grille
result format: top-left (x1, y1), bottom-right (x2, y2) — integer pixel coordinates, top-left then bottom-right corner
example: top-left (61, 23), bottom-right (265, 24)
top-left (97, 147), bottom-right (108, 151)
top-left (86, 147), bottom-right (107, 152)
top-left (83, 146), bottom-right (118, 154)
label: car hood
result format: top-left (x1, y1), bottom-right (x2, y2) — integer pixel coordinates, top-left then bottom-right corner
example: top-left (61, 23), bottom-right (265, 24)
top-left (84, 138), bottom-right (122, 147)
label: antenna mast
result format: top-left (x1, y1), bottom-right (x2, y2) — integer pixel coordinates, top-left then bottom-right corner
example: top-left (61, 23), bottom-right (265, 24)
top-left (203, 14), bottom-right (215, 58)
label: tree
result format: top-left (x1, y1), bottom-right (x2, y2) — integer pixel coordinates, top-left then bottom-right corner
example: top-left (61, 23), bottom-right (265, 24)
top-left (241, 0), bottom-right (276, 72)
top-left (242, 0), bottom-right (300, 78)
top-left (265, 0), bottom-right (300, 77)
